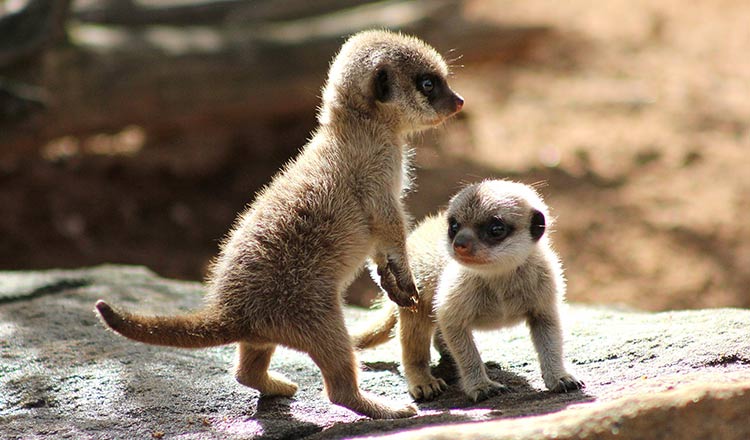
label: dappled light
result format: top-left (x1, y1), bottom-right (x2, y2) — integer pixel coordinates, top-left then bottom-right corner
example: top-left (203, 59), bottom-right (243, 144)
top-left (41, 126), bottom-right (146, 161)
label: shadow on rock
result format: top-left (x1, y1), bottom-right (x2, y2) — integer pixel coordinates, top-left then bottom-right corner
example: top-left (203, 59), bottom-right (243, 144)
top-left (421, 359), bottom-right (593, 415)
top-left (316, 357), bottom-right (593, 440)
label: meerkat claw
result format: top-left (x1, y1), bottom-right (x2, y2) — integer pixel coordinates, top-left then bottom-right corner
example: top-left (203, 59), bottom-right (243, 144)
top-left (553, 375), bottom-right (585, 393)
top-left (386, 289), bottom-right (418, 309)
top-left (468, 381), bottom-right (511, 403)
top-left (378, 263), bottom-right (419, 308)
top-left (387, 261), bottom-right (421, 308)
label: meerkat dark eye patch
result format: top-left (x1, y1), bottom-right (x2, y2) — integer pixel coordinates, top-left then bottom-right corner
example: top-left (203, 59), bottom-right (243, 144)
top-left (417, 75), bottom-right (435, 95)
top-left (418, 74), bottom-right (463, 115)
top-left (530, 210), bottom-right (546, 241)
top-left (484, 217), bottom-right (511, 242)
top-left (447, 217), bottom-right (460, 239)
top-left (416, 74), bottom-right (439, 97)
top-left (374, 68), bottom-right (391, 102)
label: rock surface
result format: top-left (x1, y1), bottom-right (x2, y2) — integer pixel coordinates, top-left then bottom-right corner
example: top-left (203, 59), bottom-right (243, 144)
top-left (1, 265), bottom-right (749, 439)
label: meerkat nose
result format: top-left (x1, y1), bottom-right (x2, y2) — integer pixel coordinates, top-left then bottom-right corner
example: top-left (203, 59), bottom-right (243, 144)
top-left (453, 93), bottom-right (464, 112)
top-left (453, 232), bottom-right (474, 256)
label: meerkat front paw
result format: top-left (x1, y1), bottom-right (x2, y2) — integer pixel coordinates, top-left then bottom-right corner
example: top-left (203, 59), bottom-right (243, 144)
top-left (465, 380), bottom-right (511, 402)
top-left (376, 264), bottom-right (404, 304)
top-left (387, 260), bottom-right (419, 308)
top-left (548, 374), bottom-right (585, 393)
top-left (377, 261), bottom-right (419, 309)
top-left (409, 377), bottom-right (448, 401)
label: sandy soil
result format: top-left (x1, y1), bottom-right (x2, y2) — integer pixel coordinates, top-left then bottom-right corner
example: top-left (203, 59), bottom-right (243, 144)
top-left (2, 0), bottom-right (748, 311)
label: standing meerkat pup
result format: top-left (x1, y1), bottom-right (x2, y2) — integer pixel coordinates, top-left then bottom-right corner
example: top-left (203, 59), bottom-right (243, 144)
top-left (95, 30), bottom-right (464, 419)
top-left (353, 180), bottom-right (583, 402)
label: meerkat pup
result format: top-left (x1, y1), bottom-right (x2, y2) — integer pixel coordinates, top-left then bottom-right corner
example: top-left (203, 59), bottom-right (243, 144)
top-left (353, 180), bottom-right (583, 402)
top-left (94, 30), bottom-right (464, 419)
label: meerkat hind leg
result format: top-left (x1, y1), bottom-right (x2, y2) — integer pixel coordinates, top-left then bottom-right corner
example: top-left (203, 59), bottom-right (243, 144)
top-left (235, 343), bottom-right (298, 397)
top-left (399, 312), bottom-right (446, 401)
top-left (307, 321), bottom-right (417, 419)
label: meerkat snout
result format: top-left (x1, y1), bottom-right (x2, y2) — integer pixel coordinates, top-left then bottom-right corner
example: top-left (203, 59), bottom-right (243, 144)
top-left (449, 228), bottom-right (476, 259)
top-left (446, 215), bottom-right (517, 267)
top-left (453, 94), bottom-right (464, 111)
top-left (418, 73), bottom-right (464, 115)
top-left (413, 73), bottom-right (464, 123)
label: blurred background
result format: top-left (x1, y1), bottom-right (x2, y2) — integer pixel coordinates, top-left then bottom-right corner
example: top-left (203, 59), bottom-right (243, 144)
top-left (1, 0), bottom-right (748, 311)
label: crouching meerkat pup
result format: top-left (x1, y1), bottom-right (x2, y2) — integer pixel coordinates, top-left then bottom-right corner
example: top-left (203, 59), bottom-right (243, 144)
top-left (94, 30), bottom-right (464, 419)
top-left (353, 180), bottom-right (583, 402)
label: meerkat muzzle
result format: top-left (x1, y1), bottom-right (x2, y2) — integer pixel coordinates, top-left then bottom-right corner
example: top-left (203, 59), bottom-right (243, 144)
top-left (452, 231), bottom-right (475, 257)
top-left (452, 93), bottom-right (464, 112)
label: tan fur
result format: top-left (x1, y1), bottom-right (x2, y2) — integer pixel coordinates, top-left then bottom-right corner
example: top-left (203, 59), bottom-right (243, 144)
top-left (95, 30), bottom-right (463, 419)
top-left (352, 180), bottom-right (583, 402)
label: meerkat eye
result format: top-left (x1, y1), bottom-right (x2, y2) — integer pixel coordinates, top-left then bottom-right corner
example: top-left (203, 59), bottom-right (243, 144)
top-left (487, 218), bottom-right (510, 240)
top-left (448, 217), bottom-right (460, 239)
top-left (416, 75), bottom-right (436, 96)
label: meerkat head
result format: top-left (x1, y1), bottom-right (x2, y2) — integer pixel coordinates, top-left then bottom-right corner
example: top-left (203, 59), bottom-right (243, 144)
top-left (445, 180), bottom-right (550, 274)
top-left (319, 30), bottom-right (464, 132)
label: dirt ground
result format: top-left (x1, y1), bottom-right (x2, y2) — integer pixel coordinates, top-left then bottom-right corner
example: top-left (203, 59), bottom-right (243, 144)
top-left (2, 0), bottom-right (749, 311)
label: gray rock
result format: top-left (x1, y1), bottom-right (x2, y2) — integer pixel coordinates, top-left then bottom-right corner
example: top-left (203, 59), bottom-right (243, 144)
top-left (1, 265), bottom-right (749, 439)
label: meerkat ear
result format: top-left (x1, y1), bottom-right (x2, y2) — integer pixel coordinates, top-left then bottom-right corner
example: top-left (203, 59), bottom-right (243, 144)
top-left (373, 67), bottom-right (391, 102)
top-left (530, 209), bottom-right (546, 241)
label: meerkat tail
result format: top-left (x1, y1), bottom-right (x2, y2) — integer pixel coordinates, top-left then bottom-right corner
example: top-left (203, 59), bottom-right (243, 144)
top-left (95, 300), bottom-right (236, 348)
top-left (351, 302), bottom-right (398, 350)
